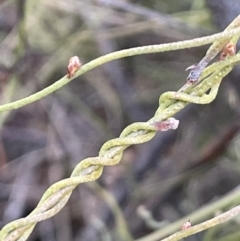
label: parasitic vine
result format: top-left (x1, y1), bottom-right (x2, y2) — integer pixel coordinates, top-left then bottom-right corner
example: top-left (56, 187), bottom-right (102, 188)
top-left (1, 15), bottom-right (240, 241)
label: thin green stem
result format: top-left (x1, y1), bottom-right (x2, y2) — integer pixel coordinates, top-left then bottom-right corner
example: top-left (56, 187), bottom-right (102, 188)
top-left (136, 188), bottom-right (240, 241)
top-left (160, 205), bottom-right (240, 241)
top-left (0, 26), bottom-right (240, 113)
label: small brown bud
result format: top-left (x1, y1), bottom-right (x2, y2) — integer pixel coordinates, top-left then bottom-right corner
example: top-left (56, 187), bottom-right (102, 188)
top-left (181, 220), bottom-right (191, 230)
top-left (220, 43), bottom-right (236, 60)
top-left (153, 118), bottom-right (179, 131)
top-left (67, 56), bottom-right (82, 78)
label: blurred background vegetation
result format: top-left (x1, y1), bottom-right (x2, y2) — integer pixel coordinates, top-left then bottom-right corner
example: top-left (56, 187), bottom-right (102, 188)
top-left (0, 0), bottom-right (240, 241)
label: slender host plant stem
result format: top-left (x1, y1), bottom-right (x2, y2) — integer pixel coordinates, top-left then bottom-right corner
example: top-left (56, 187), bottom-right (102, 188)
top-left (137, 188), bottom-right (240, 241)
top-left (159, 205), bottom-right (240, 241)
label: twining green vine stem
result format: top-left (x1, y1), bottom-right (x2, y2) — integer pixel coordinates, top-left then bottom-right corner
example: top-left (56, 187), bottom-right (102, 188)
top-left (0, 26), bottom-right (240, 113)
top-left (1, 15), bottom-right (240, 241)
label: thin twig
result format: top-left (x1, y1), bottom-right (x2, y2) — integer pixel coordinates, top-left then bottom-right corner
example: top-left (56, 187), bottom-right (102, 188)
top-left (137, 187), bottom-right (240, 241)
top-left (160, 205), bottom-right (240, 241)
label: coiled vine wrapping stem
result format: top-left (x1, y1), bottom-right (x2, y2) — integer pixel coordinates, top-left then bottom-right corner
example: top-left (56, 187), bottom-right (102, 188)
top-left (1, 16), bottom-right (240, 241)
top-left (0, 62), bottom-right (236, 241)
